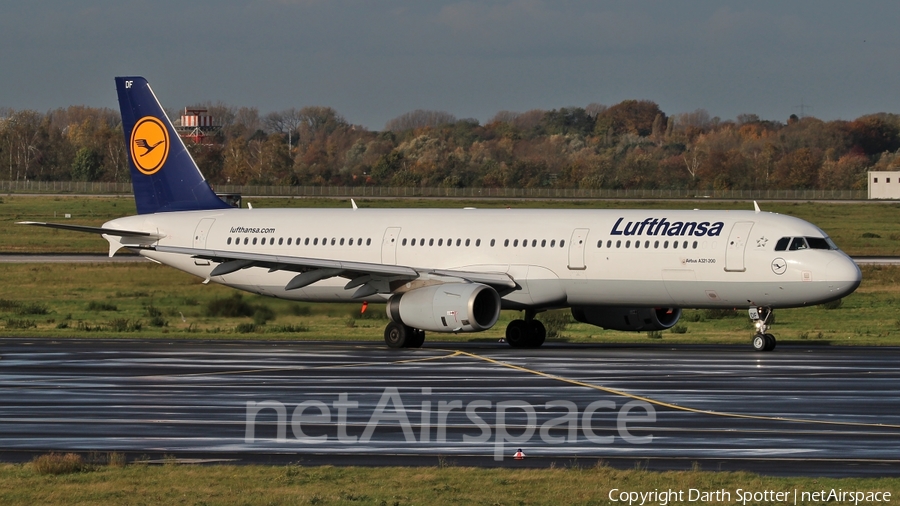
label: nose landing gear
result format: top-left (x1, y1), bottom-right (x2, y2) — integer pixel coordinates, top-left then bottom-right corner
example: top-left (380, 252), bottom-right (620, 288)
top-left (749, 307), bottom-right (776, 351)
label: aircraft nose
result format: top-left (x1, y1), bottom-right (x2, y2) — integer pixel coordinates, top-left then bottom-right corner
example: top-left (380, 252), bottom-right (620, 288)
top-left (825, 256), bottom-right (862, 297)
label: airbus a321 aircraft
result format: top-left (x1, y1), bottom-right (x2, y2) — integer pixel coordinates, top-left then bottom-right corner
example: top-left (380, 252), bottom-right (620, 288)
top-left (22, 77), bottom-right (862, 351)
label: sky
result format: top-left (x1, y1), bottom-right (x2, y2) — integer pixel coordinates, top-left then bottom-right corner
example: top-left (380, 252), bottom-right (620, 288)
top-left (2, 1), bottom-right (899, 130)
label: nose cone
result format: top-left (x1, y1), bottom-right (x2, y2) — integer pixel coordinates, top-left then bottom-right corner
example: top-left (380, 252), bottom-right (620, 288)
top-left (826, 256), bottom-right (862, 298)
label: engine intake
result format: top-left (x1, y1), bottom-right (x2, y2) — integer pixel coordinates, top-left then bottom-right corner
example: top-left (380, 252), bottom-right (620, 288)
top-left (387, 283), bottom-right (501, 333)
top-left (571, 306), bottom-right (682, 331)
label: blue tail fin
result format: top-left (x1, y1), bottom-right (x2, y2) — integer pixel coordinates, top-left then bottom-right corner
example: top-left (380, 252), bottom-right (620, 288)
top-left (115, 76), bottom-right (230, 215)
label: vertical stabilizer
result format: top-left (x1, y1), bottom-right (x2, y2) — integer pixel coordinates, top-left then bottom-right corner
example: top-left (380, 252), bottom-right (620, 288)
top-left (115, 76), bottom-right (230, 215)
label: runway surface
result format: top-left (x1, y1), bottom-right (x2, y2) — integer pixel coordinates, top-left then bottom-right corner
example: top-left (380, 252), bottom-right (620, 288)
top-left (1, 339), bottom-right (899, 476)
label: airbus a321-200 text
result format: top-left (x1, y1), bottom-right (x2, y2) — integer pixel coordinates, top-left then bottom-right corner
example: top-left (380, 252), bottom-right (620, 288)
top-left (21, 77), bottom-right (862, 351)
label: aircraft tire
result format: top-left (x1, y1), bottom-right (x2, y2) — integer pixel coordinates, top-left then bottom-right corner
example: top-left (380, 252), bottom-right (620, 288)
top-left (506, 320), bottom-right (529, 347)
top-left (764, 333), bottom-right (776, 351)
top-left (529, 320), bottom-right (547, 348)
top-left (384, 322), bottom-right (410, 349)
top-left (751, 333), bottom-right (767, 351)
top-left (406, 329), bottom-right (426, 348)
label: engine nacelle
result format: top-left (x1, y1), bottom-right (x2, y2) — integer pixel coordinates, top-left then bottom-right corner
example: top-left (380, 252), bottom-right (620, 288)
top-left (571, 306), bottom-right (682, 331)
top-left (387, 283), bottom-right (501, 333)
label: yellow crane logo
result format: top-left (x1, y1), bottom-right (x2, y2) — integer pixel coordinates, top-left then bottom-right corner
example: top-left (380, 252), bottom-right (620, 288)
top-left (130, 116), bottom-right (169, 175)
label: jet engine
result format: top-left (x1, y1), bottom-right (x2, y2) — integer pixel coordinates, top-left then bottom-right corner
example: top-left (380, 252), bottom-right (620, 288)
top-left (387, 283), bottom-right (501, 333)
top-left (571, 306), bottom-right (682, 331)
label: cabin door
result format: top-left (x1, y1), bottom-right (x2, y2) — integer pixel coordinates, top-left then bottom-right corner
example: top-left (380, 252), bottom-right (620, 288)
top-left (192, 218), bottom-right (215, 265)
top-left (724, 221), bottom-right (754, 272)
top-left (567, 228), bottom-right (589, 270)
top-left (381, 227), bottom-right (401, 265)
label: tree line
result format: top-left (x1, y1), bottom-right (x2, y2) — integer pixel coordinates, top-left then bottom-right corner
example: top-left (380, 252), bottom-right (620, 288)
top-left (2, 100), bottom-right (899, 191)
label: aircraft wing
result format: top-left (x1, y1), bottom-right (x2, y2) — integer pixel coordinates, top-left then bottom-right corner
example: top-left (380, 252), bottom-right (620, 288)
top-left (152, 245), bottom-right (518, 297)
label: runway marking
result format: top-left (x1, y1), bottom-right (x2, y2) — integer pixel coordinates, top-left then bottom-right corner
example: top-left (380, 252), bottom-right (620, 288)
top-left (452, 349), bottom-right (900, 431)
top-left (132, 350), bottom-right (465, 379)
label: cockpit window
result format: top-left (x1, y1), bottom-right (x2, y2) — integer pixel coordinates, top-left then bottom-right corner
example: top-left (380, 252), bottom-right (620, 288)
top-left (805, 237), bottom-right (831, 250)
top-left (776, 235), bottom-right (837, 251)
top-left (789, 237), bottom-right (808, 250)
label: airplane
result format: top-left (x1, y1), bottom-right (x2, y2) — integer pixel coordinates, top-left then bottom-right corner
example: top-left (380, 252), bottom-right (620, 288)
top-left (20, 77), bottom-right (862, 351)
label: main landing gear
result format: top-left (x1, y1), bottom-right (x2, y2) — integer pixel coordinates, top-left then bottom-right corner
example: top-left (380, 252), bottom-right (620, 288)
top-left (505, 310), bottom-right (547, 348)
top-left (749, 307), bottom-right (776, 351)
top-left (384, 321), bottom-right (425, 349)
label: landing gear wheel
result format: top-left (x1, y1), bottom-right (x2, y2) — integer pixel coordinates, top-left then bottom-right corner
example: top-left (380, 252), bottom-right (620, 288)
top-left (506, 319), bottom-right (546, 348)
top-left (529, 320), bottom-right (546, 348)
top-left (384, 322), bottom-right (411, 349)
top-left (749, 307), bottom-right (776, 352)
top-left (406, 329), bottom-right (426, 348)
top-left (752, 333), bottom-right (767, 352)
top-left (505, 320), bottom-right (529, 348)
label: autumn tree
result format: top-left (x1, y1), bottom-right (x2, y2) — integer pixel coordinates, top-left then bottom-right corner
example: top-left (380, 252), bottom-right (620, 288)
top-left (847, 115), bottom-right (900, 157)
top-left (598, 100), bottom-right (666, 137)
top-left (773, 147), bottom-right (822, 189)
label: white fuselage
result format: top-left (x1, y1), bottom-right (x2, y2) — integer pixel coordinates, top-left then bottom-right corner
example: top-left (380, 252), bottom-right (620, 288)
top-left (105, 207), bottom-right (861, 311)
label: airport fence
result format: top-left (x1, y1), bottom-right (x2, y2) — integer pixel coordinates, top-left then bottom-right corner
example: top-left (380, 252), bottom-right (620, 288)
top-left (0, 180), bottom-right (869, 200)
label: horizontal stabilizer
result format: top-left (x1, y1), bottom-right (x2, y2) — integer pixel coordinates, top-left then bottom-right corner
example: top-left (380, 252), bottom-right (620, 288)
top-left (18, 221), bottom-right (161, 238)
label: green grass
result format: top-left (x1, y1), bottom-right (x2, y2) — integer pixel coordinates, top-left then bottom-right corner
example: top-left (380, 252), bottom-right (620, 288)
top-left (0, 262), bottom-right (897, 345)
top-left (0, 460), bottom-right (897, 505)
top-left (2, 195), bottom-right (900, 255)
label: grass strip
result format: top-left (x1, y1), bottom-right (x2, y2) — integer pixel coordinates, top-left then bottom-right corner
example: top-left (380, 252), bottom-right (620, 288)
top-left (1, 459), bottom-right (898, 505)
top-left (0, 262), bottom-right (897, 345)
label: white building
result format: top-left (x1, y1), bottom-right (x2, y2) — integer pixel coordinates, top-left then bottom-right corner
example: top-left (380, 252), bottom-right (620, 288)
top-left (868, 171), bottom-right (900, 199)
